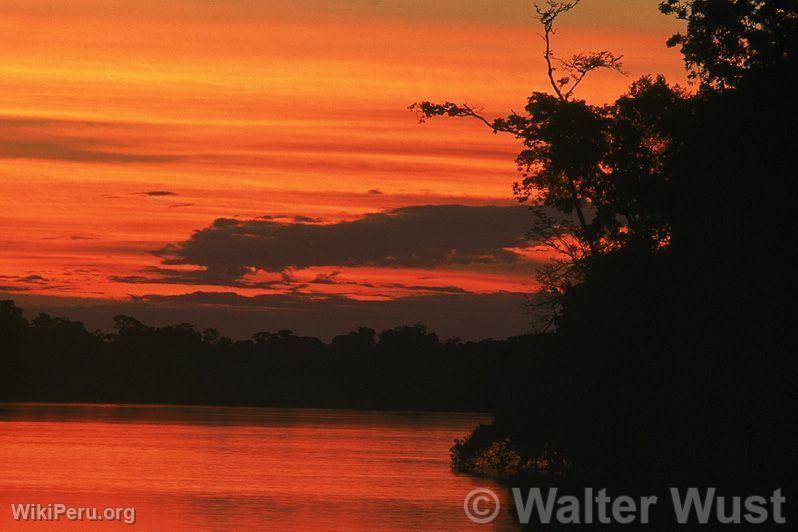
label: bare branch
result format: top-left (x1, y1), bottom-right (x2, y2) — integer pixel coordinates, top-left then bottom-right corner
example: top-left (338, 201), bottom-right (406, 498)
top-left (534, 1), bottom-right (624, 101)
top-left (534, 1), bottom-right (581, 100)
top-left (408, 101), bottom-right (524, 136)
top-left (561, 51), bottom-right (625, 99)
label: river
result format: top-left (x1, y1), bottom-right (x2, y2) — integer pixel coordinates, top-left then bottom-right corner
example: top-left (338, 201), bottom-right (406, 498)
top-left (0, 403), bottom-right (517, 530)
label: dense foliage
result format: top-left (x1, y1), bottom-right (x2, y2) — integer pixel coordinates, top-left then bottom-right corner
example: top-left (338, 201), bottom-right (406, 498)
top-left (422, 0), bottom-right (797, 508)
top-left (0, 300), bottom-right (556, 412)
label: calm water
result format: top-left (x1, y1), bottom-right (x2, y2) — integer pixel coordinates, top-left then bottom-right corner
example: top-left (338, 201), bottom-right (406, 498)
top-left (0, 404), bottom-right (517, 530)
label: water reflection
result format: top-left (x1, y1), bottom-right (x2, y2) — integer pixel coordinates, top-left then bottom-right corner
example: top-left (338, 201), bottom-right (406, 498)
top-left (0, 404), bottom-right (518, 530)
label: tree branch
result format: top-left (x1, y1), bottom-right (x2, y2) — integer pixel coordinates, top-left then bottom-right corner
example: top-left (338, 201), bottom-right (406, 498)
top-left (408, 102), bottom-right (523, 136)
top-left (535, 1), bottom-right (580, 100)
top-left (534, 1), bottom-right (624, 101)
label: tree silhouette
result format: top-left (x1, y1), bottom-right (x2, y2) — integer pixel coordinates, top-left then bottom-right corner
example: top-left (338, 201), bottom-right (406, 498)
top-left (411, 1), bottom-right (625, 256)
top-left (413, 1), bottom-right (796, 520)
top-left (660, 0), bottom-right (798, 88)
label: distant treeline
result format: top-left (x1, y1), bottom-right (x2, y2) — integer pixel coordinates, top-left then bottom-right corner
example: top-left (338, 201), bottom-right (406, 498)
top-left (0, 300), bottom-right (553, 412)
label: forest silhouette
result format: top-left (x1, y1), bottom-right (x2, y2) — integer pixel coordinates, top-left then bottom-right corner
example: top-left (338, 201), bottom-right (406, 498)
top-left (0, 301), bottom-right (554, 412)
top-left (1, 0), bottom-right (796, 527)
top-left (421, 1), bottom-right (796, 526)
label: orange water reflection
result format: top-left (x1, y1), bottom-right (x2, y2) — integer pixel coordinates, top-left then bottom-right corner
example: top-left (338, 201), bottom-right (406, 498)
top-left (0, 404), bottom-right (517, 530)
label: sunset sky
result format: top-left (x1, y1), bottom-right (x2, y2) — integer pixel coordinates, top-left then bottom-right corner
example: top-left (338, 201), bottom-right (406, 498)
top-left (0, 0), bottom-right (686, 339)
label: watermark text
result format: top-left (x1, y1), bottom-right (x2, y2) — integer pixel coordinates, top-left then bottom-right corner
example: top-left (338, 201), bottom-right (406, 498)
top-left (11, 503), bottom-right (136, 525)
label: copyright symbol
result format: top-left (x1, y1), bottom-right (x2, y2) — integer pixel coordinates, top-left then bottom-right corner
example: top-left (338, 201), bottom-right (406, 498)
top-left (464, 488), bottom-right (501, 524)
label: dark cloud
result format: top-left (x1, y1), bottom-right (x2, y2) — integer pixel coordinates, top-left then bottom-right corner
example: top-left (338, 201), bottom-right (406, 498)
top-left (153, 205), bottom-right (533, 283)
top-left (122, 290), bottom-right (534, 340)
top-left (367, 189), bottom-right (383, 195)
top-left (19, 275), bottom-right (49, 284)
top-left (304, 272), bottom-right (467, 294)
top-left (109, 267), bottom-right (286, 290)
top-left (293, 215), bottom-right (323, 223)
top-left (0, 274), bottom-right (51, 290)
top-left (0, 117), bottom-right (182, 164)
top-left (143, 191), bottom-right (178, 197)
top-left (110, 267), bottom-right (468, 296)
top-left (311, 271), bottom-right (340, 284)
top-left (0, 139), bottom-right (181, 163)
top-left (41, 234), bottom-right (99, 241)
top-left (169, 203), bottom-right (194, 209)
top-left (377, 283), bottom-right (468, 294)
top-left (5, 289), bottom-right (533, 340)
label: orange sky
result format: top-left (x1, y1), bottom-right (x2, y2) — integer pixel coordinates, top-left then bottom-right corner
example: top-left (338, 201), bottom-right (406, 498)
top-left (0, 0), bottom-right (686, 337)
